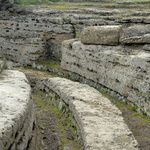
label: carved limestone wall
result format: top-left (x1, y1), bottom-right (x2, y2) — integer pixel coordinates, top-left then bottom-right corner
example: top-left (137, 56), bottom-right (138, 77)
top-left (0, 13), bottom-right (74, 64)
top-left (1, 4), bottom-right (150, 65)
top-left (61, 25), bottom-right (150, 116)
top-left (0, 70), bottom-right (34, 150)
top-left (22, 69), bottom-right (139, 150)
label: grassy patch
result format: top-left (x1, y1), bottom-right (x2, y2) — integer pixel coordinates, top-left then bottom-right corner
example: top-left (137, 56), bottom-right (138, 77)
top-left (16, 0), bottom-right (59, 5)
top-left (32, 89), bottom-right (82, 150)
top-left (36, 59), bottom-right (60, 69)
top-left (75, 32), bottom-right (80, 38)
top-left (99, 89), bottom-right (150, 121)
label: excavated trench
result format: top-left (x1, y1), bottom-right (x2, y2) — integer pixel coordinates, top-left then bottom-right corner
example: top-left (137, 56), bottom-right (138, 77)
top-left (29, 89), bottom-right (82, 150)
top-left (0, 1), bottom-right (150, 149)
top-left (19, 66), bottom-right (150, 150)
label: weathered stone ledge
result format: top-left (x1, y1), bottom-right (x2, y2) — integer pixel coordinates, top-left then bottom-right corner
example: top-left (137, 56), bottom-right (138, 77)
top-left (61, 39), bottom-right (150, 116)
top-left (81, 25), bottom-right (150, 45)
top-left (0, 70), bottom-right (34, 150)
top-left (0, 37), bottom-right (46, 65)
top-left (23, 69), bottom-right (139, 150)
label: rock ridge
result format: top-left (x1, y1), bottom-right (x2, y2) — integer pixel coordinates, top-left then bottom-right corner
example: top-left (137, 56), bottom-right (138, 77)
top-left (22, 69), bottom-right (139, 150)
top-left (0, 70), bottom-right (34, 150)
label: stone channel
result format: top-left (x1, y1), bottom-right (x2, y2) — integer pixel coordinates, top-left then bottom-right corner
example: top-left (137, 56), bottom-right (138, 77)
top-left (0, 1), bottom-right (150, 150)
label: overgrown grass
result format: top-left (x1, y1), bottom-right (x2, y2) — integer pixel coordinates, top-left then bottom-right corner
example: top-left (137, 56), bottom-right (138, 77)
top-left (16, 0), bottom-right (59, 5)
top-left (32, 89), bottom-right (82, 150)
top-left (99, 89), bottom-right (150, 123)
top-left (36, 59), bottom-right (60, 69)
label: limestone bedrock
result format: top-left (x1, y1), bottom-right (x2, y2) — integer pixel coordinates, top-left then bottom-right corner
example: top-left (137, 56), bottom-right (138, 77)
top-left (0, 14), bottom-right (74, 63)
top-left (120, 25), bottom-right (150, 44)
top-left (0, 70), bottom-right (34, 150)
top-left (24, 70), bottom-right (139, 150)
top-left (81, 26), bottom-right (122, 45)
top-left (61, 39), bottom-right (150, 116)
top-left (0, 55), bottom-right (5, 73)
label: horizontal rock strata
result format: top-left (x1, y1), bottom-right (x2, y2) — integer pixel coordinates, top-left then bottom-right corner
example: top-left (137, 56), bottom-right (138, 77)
top-left (23, 69), bottom-right (139, 150)
top-left (0, 37), bottom-right (46, 65)
top-left (0, 15), bottom-right (74, 62)
top-left (120, 25), bottom-right (150, 44)
top-left (0, 70), bottom-right (34, 150)
top-left (61, 39), bottom-right (150, 116)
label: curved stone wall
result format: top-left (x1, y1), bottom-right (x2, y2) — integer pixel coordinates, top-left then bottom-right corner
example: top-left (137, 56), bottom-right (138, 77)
top-left (61, 26), bottom-right (150, 116)
top-left (0, 70), bottom-right (34, 150)
top-left (23, 69), bottom-right (139, 150)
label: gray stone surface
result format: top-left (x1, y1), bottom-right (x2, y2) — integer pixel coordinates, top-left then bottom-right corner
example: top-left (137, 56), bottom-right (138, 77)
top-left (120, 25), bottom-right (150, 44)
top-left (0, 37), bottom-right (46, 65)
top-left (23, 69), bottom-right (139, 150)
top-left (0, 15), bottom-right (74, 62)
top-left (81, 26), bottom-right (122, 45)
top-left (0, 55), bottom-right (5, 73)
top-left (0, 70), bottom-right (34, 150)
top-left (61, 39), bottom-right (150, 116)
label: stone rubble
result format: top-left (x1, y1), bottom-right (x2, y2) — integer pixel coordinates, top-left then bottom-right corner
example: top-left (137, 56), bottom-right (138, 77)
top-left (0, 3), bottom-right (150, 149)
top-left (0, 3), bottom-right (150, 63)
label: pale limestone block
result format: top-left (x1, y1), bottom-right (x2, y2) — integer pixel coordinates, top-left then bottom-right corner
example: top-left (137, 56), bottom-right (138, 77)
top-left (81, 25), bottom-right (122, 45)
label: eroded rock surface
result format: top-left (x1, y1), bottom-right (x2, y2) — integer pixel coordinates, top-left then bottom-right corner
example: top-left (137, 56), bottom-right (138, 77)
top-left (61, 39), bottom-right (150, 116)
top-left (0, 14), bottom-right (74, 63)
top-left (0, 54), bottom-right (5, 73)
top-left (0, 70), bottom-right (34, 150)
top-left (120, 25), bottom-right (150, 44)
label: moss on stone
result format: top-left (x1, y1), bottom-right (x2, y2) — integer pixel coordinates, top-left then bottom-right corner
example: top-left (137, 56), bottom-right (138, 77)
top-left (36, 59), bottom-right (60, 69)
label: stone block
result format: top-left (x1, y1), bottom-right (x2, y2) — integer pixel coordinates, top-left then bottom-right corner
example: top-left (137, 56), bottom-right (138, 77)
top-left (81, 25), bottom-right (122, 45)
top-left (120, 25), bottom-right (150, 44)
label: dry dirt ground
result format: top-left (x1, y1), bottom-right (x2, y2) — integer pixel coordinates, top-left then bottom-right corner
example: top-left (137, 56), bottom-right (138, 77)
top-left (31, 89), bottom-right (82, 150)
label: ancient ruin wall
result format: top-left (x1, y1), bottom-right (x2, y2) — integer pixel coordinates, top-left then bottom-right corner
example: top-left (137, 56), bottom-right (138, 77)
top-left (24, 71), bottom-right (139, 150)
top-left (0, 13), bottom-right (74, 64)
top-left (61, 26), bottom-right (150, 116)
top-left (0, 5), bottom-right (150, 65)
top-left (0, 70), bottom-right (34, 150)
